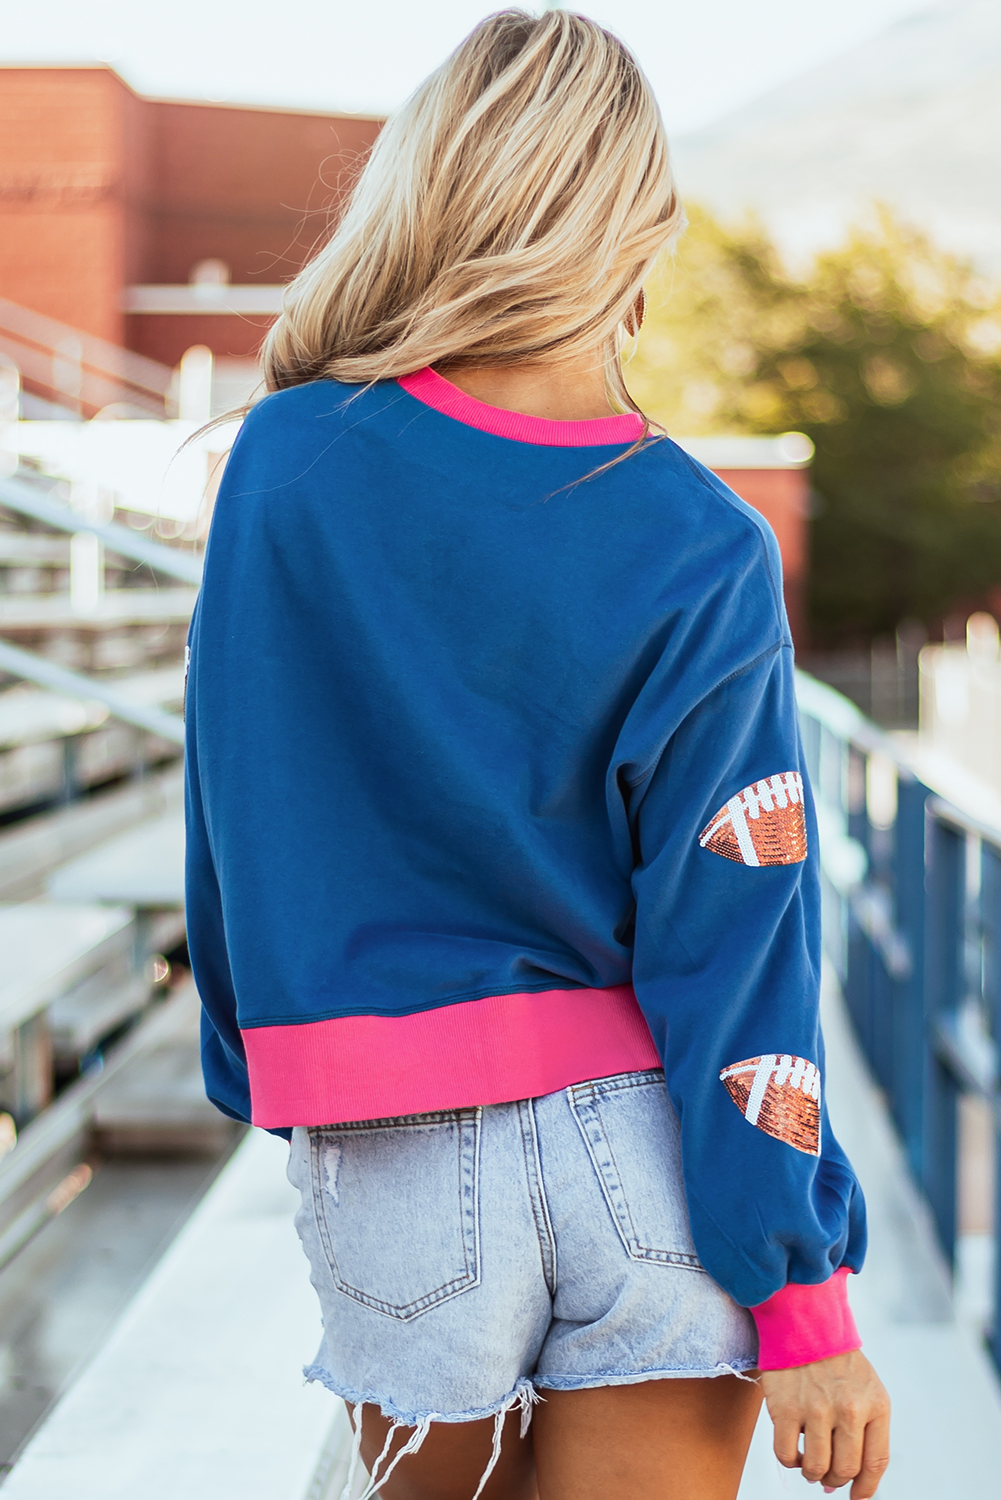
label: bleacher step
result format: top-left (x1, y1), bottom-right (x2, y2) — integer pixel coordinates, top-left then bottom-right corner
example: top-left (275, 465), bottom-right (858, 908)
top-left (1, 1128), bottom-right (340, 1500)
top-left (92, 983), bottom-right (237, 1155)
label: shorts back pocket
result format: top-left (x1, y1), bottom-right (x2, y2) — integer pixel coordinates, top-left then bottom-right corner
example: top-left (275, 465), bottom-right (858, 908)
top-left (309, 1108), bottom-right (481, 1321)
top-left (569, 1071), bottom-right (702, 1269)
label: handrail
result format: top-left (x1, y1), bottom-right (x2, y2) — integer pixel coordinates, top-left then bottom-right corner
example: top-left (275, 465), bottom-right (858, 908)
top-left (0, 297), bottom-right (172, 397)
top-left (0, 474), bottom-right (203, 586)
top-left (797, 669), bottom-right (1001, 1371)
top-left (0, 984), bottom-right (198, 1267)
top-left (795, 669), bottom-right (908, 762)
top-left (926, 794), bottom-right (1001, 856)
top-left (0, 640), bottom-right (185, 745)
top-left (0, 335), bottom-right (166, 420)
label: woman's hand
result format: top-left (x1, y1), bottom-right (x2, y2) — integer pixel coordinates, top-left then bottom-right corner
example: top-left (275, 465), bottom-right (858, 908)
top-left (758, 1349), bottom-right (890, 1497)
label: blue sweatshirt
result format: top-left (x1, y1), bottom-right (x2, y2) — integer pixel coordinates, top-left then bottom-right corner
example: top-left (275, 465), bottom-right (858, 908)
top-left (184, 367), bottom-right (866, 1319)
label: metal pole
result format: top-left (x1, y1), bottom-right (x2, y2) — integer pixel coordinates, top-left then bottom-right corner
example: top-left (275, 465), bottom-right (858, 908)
top-left (893, 774), bottom-right (929, 1179)
top-left (844, 745), bottom-right (873, 1059)
top-left (0, 638), bottom-right (185, 745)
top-left (0, 475), bottom-right (203, 586)
top-left (980, 843), bottom-right (1001, 1373)
top-left (923, 814), bottom-right (964, 1265)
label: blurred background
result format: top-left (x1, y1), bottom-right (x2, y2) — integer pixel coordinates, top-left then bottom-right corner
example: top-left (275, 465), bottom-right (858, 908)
top-left (0, 2), bottom-right (999, 1496)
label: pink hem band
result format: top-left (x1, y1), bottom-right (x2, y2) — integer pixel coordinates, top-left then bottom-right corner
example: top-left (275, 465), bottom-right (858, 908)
top-left (398, 366), bottom-right (646, 447)
top-left (751, 1268), bottom-right (861, 1370)
top-left (242, 983), bottom-right (660, 1128)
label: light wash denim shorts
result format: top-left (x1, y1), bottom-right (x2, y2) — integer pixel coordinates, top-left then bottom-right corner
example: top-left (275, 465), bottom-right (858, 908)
top-left (288, 1068), bottom-right (756, 1490)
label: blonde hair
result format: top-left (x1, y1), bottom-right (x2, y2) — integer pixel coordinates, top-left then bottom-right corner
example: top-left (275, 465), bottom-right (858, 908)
top-left (262, 9), bottom-right (683, 415)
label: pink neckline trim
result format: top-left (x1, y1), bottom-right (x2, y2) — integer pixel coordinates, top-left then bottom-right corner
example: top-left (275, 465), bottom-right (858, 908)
top-left (398, 366), bottom-right (645, 448)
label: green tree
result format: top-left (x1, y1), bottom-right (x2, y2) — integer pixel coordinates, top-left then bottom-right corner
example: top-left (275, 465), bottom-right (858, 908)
top-left (628, 207), bottom-right (1001, 645)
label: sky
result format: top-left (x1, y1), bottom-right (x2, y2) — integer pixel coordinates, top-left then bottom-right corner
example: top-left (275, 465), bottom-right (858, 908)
top-left (2, 0), bottom-right (934, 136)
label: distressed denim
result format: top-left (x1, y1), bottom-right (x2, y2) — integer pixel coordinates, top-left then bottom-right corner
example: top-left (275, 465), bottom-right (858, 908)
top-left (288, 1069), bottom-right (757, 1495)
top-left (289, 1068), bottom-right (757, 1408)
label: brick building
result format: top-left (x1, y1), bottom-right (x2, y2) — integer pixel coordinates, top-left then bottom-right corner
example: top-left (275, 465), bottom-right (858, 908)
top-left (0, 65), bottom-right (380, 367)
top-left (0, 65), bottom-right (809, 638)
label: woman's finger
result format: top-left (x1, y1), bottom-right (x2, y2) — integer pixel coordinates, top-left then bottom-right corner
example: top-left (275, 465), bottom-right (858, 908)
top-left (822, 1411), bottom-right (864, 1490)
top-left (800, 1409), bottom-right (833, 1486)
top-left (760, 1350), bottom-right (891, 1494)
top-left (770, 1411), bottom-right (803, 1470)
top-left (851, 1411), bottom-right (891, 1500)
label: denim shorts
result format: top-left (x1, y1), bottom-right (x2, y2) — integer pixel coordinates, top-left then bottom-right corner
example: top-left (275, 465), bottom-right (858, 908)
top-left (288, 1069), bottom-right (756, 1490)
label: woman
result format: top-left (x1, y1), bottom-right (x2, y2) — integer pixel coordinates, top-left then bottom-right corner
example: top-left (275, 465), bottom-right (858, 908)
top-left (184, 11), bottom-right (889, 1499)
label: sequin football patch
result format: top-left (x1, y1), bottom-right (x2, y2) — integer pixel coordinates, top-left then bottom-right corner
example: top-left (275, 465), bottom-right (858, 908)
top-left (699, 772), bottom-right (807, 867)
top-left (719, 1054), bottom-right (821, 1156)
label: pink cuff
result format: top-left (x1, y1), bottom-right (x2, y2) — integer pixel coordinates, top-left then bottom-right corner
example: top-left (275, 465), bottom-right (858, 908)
top-left (750, 1268), bottom-right (861, 1370)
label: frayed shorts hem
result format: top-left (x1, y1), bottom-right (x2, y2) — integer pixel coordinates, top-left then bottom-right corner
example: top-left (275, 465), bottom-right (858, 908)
top-left (533, 1359), bottom-right (759, 1391)
top-left (303, 1363), bottom-right (539, 1427)
top-left (303, 1357), bottom-right (759, 1423)
top-left (304, 1370), bottom-right (541, 1500)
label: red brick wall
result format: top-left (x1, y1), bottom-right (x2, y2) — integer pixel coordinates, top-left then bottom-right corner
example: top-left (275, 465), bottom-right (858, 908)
top-left (0, 67), bottom-right (136, 343)
top-left (144, 100), bottom-right (377, 283)
top-left (123, 313), bottom-right (277, 364)
top-left (129, 99), bottom-right (380, 364)
top-left (120, 80), bottom-right (154, 294)
top-left (0, 66), bottom-right (381, 364)
top-left (713, 467), bottom-right (809, 646)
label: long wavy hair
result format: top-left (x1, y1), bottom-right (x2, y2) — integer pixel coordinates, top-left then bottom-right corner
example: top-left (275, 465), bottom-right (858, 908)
top-left (261, 9), bottom-right (683, 417)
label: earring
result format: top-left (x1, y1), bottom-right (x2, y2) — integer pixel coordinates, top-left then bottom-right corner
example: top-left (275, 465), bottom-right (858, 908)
top-left (625, 288), bottom-right (646, 337)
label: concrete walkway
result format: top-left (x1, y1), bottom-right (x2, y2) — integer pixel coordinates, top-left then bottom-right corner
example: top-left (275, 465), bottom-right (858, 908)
top-left (738, 962), bottom-right (1001, 1498)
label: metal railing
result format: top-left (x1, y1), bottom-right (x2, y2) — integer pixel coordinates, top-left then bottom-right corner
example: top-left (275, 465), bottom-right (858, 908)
top-left (797, 671), bottom-right (1001, 1369)
top-left (0, 473), bottom-right (203, 586)
top-left (0, 297), bottom-right (173, 419)
top-left (0, 639), bottom-right (185, 746)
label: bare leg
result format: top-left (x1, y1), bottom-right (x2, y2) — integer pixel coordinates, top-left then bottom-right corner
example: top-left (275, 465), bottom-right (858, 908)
top-left (533, 1377), bottom-right (762, 1500)
top-left (353, 1374), bottom-right (760, 1500)
top-left (354, 1405), bottom-right (537, 1500)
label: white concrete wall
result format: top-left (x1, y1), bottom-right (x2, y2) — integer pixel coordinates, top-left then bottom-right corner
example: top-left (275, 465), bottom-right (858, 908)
top-left (919, 614), bottom-right (1001, 798)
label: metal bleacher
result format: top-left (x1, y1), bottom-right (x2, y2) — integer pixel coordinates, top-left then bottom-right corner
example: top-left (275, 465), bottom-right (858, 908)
top-left (0, 1129), bottom-right (340, 1500)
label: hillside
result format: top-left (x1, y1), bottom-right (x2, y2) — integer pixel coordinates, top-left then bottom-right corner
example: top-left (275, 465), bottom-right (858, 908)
top-left (671, 0), bottom-right (1001, 269)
